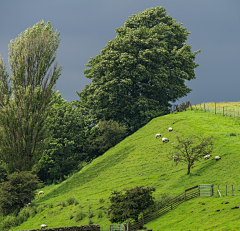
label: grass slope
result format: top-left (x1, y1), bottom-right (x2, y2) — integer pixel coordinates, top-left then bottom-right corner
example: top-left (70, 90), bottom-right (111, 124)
top-left (10, 109), bottom-right (240, 230)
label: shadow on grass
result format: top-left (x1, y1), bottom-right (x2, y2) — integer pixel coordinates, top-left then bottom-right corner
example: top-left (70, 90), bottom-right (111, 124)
top-left (38, 145), bottom-right (134, 202)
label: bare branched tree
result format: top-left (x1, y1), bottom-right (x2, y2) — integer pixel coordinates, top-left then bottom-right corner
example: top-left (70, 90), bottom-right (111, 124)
top-left (170, 135), bottom-right (215, 175)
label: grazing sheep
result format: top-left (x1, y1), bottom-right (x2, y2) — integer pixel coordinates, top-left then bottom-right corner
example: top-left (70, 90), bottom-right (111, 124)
top-left (204, 155), bottom-right (211, 160)
top-left (38, 191), bottom-right (44, 198)
top-left (27, 203), bottom-right (31, 206)
top-left (168, 127), bottom-right (173, 132)
top-left (41, 224), bottom-right (47, 229)
top-left (215, 156), bottom-right (221, 161)
top-left (171, 142), bottom-right (175, 145)
top-left (172, 155), bottom-right (178, 162)
top-left (155, 133), bottom-right (161, 139)
top-left (162, 137), bottom-right (169, 143)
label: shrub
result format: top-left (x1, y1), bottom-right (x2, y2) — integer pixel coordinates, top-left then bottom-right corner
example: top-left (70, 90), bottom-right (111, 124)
top-left (88, 218), bottom-right (93, 225)
top-left (74, 199), bottom-right (79, 206)
top-left (230, 133), bottom-right (236, 136)
top-left (67, 197), bottom-right (76, 205)
top-left (88, 209), bottom-right (94, 219)
top-left (75, 210), bottom-right (86, 222)
top-left (97, 210), bottom-right (104, 218)
top-left (36, 205), bottom-right (45, 213)
top-left (0, 171), bottom-right (40, 215)
top-left (62, 201), bottom-right (66, 207)
top-left (69, 214), bottom-right (74, 220)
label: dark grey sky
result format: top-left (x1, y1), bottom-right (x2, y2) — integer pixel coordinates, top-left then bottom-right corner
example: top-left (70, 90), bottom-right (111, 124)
top-left (1, 0), bottom-right (240, 105)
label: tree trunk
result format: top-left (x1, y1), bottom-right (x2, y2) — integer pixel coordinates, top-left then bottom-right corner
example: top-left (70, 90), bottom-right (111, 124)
top-left (187, 165), bottom-right (191, 175)
top-left (60, 175), bottom-right (65, 182)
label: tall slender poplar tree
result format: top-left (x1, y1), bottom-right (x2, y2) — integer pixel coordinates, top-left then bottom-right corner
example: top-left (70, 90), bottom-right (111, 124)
top-left (0, 20), bottom-right (62, 173)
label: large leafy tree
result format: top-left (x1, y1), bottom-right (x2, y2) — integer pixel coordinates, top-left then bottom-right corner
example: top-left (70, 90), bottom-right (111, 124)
top-left (0, 20), bottom-right (62, 173)
top-left (75, 7), bottom-right (200, 133)
top-left (35, 91), bottom-right (86, 183)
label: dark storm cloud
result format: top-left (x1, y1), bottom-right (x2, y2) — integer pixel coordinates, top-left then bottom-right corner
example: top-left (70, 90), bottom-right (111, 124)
top-left (0, 0), bottom-right (240, 104)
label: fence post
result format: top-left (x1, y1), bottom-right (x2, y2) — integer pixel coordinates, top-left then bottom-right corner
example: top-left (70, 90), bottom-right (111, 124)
top-left (215, 102), bottom-right (216, 114)
top-left (198, 185), bottom-right (200, 196)
top-left (211, 184), bottom-right (213, 196)
top-left (217, 185), bottom-right (219, 197)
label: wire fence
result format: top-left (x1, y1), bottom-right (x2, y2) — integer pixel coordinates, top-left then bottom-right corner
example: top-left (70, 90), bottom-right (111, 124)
top-left (192, 102), bottom-right (240, 119)
top-left (104, 184), bottom-right (240, 231)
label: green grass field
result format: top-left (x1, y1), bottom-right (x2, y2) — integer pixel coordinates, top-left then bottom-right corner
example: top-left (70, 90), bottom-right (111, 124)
top-left (4, 106), bottom-right (240, 230)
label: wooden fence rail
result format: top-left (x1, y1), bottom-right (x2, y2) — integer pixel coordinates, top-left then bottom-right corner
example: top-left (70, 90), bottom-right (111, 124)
top-left (128, 186), bottom-right (198, 231)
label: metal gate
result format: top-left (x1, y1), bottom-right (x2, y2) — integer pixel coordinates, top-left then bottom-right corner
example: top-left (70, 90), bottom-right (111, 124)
top-left (110, 224), bottom-right (125, 231)
top-left (198, 184), bottom-right (213, 196)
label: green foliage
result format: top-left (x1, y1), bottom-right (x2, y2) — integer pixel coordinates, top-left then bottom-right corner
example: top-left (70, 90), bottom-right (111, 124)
top-left (88, 209), bottom-right (94, 219)
top-left (0, 171), bottom-right (40, 215)
top-left (66, 197), bottom-right (76, 205)
top-left (61, 201), bottom-right (66, 207)
top-left (36, 204), bottom-right (45, 213)
top-left (74, 199), bottom-right (79, 206)
top-left (97, 210), bottom-right (104, 218)
top-left (75, 210), bottom-right (86, 222)
top-left (230, 133), bottom-right (236, 136)
top-left (76, 6), bottom-right (200, 133)
top-left (48, 203), bottom-right (54, 208)
top-left (0, 163), bottom-right (7, 183)
top-left (171, 135), bottom-right (215, 175)
top-left (85, 119), bottom-right (127, 160)
top-left (0, 20), bottom-right (62, 173)
top-left (35, 90), bottom-right (86, 182)
top-left (108, 186), bottom-right (155, 223)
top-left (99, 198), bottom-right (105, 203)
top-left (69, 214), bottom-right (74, 220)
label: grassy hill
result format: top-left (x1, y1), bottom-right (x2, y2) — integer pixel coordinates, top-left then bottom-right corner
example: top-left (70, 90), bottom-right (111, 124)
top-left (7, 108), bottom-right (240, 230)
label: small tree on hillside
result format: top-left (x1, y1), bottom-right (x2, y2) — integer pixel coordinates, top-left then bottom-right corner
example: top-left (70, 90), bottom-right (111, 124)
top-left (108, 186), bottom-right (155, 223)
top-left (170, 135), bottom-right (215, 175)
top-left (0, 171), bottom-right (40, 215)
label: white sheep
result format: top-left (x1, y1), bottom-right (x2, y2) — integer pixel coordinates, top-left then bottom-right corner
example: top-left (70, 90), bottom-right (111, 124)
top-left (38, 191), bottom-right (44, 198)
top-left (204, 155), bottom-right (211, 160)
top-left (172, 155), bottom-right (178, 162)
top-left (155, 133), bottom-right (161, 139)
top-left (168, 127), bottom-right (173, 132)
top-left (171, 142), bottom-right (175, 145)
top-left (162, 137), bottom-right (169, 143)
top-left (215, 156), bottom-right (221, 161)
top-left (41, 224), bottom-right (47, 229)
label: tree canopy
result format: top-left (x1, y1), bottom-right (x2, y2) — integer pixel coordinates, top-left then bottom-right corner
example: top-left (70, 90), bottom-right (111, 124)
top-left (76, 6), bottom-right (200, 132)
top-left (108, 186), bottom-right (155, 223)
top-left (35, 90), bottom-right (86, 183)
top-left (0, 20), bottom-right (62, 173)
